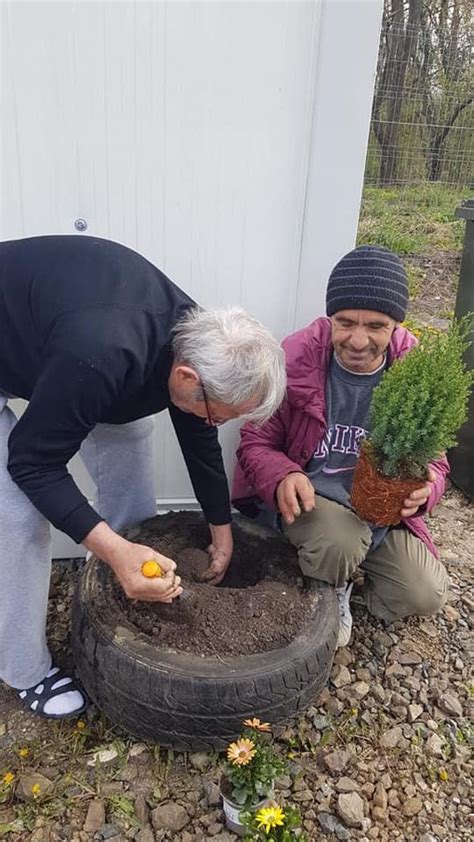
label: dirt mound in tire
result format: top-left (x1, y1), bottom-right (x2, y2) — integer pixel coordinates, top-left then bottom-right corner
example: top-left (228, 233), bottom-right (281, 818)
top-left (111, 513), bottom-right (314, 656)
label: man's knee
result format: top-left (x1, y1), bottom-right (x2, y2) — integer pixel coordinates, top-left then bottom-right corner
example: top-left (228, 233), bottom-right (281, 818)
top-left (284, 501), bottom-right (372, 587)
top-left (365, 535), bottom-right (449, 621)
top-left (405, 567), bottom-right (449, 616)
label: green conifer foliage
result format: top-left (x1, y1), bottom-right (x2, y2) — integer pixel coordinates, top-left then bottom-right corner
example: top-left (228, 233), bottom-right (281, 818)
top-left (368, 317), bottom-right (473, 479)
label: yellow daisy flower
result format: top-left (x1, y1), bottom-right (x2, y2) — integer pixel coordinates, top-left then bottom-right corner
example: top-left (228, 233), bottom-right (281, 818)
top-left (18, 747), bottom-right (29, 758)
top-left (2, 772), bottom-right (15, 786)
top-left (243, 718), bottom-right (271, 732)
top-left (76, 720), bottom-right (86, 731)
top-left (438, 769), bottom-right (448, 781)
top-left (31, 783), bottom-right (41, 797)
top-left (226, 738), bottom-right (256, 766)
top-left (255, 804), bottom-right (286, 833)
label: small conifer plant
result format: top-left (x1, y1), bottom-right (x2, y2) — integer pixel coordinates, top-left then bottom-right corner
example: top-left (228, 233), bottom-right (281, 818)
top-left (351, 316), bottom-right (473, 525)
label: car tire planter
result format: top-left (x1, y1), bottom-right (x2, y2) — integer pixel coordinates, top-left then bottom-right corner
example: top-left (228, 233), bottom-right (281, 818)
top-left (71, 513), bottom-right (338, 751)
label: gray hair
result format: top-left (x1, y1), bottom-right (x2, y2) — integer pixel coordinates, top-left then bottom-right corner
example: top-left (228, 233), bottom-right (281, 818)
top-left (171, 306), bottom-right (286, 423)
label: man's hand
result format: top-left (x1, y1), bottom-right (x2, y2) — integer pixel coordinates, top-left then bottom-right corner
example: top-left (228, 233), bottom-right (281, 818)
top-left (200, 522), bottom-right (233, 585)
top-left (400, 467), bottom-right (436, 518)
top-left (84, 522), bottom-right (183, 602)
top-left (276, 472), bottom-right (316, 525)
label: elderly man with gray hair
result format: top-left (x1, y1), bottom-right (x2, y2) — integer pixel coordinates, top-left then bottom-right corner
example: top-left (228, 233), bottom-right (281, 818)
top-left (0, 235), bottom-right (285, 720)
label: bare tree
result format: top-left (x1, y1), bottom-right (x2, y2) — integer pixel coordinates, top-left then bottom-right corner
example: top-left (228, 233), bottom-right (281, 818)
top-left (372, 0), bottom-right (423, 185)
top-left (423, 0), bottom-right (473, 181)
top-left (369, 0), bottom-right (473, 186)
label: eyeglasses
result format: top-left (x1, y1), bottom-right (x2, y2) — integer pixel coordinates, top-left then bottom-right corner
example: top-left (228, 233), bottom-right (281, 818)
top-left (201, 383), bottom-right (226, 426)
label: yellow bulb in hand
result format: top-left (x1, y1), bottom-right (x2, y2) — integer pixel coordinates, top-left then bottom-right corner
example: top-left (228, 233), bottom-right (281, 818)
top-left (141, 560), bottom-right (164, 578)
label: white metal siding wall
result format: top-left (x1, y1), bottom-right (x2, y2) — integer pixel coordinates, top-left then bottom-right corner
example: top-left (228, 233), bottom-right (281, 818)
top-left (1, 0), bottom-right (383, 555)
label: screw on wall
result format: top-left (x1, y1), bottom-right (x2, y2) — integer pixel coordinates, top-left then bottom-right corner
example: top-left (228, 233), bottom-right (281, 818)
top-left (74, 218), bottom-right (88, 232)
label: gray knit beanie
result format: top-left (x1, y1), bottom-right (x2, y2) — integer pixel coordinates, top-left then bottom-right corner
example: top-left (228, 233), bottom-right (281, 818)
top-left (326, 245), bottom-right (409, 322)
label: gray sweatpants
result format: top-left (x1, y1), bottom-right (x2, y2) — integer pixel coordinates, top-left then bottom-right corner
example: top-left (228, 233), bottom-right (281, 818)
top-left (0, 392), bottom-right (157, 689)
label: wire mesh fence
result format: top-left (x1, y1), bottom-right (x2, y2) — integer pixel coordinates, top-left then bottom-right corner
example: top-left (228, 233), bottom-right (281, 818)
top-left (364, 0), bottom-right (473, 188)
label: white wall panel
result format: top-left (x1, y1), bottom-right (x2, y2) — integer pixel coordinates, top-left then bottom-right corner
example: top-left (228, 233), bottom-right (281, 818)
top-left (1, 0), bottom-right (383, 555)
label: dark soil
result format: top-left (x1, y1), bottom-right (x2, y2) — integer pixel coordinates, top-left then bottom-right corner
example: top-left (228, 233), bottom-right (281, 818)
top-left (103, 513), bottom-right (315, 657)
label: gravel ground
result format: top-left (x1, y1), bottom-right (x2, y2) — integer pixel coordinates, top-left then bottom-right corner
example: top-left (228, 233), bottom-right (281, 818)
top-left (0, 486), bottom-right (472, 842)
top-left (0, 257), bottom-right (472, 840)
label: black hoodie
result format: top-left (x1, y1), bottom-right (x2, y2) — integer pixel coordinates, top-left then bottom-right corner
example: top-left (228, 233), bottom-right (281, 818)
top-left (0, 235), bottom-right (230, 542)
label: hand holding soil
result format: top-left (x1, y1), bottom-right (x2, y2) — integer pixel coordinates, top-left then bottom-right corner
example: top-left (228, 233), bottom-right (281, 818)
top-left (198, 522), bottom-right (234, 585)
top-left (276, 472), bottom-right (316, 525)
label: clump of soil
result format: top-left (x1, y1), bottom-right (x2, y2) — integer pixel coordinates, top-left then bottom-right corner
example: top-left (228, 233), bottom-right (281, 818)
top-left (106, 513), bottom-right (316, 657)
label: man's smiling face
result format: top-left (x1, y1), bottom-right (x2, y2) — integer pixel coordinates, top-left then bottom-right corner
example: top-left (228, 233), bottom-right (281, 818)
top-left (330, 309), bottom-right (397, 373)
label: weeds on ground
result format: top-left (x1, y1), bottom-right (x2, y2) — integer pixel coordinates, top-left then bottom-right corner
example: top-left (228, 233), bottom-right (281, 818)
top-left (357, 183), bottom-right (469, 254)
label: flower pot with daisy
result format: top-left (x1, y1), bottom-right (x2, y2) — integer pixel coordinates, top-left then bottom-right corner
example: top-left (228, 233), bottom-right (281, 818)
top-left (351, 317), bottom-right (473, 526)
top-left (240, 803), bottom-right (308, 841)
top-left (220, 719), bottom-right (286, 836)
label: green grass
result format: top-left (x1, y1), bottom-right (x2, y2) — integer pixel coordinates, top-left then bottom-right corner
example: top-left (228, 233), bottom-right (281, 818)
top-left (357, 183), bottom-right (471, 254)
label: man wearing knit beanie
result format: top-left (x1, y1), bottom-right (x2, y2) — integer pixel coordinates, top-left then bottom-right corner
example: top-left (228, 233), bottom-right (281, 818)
top-left (233, 245), bottom-right (449, 647)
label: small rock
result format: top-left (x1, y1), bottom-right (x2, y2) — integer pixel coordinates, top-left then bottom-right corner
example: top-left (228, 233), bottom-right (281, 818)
top-left (443, 604), bottom-right (460, 622)
top-left (203, 781), bottom-right (221, 807)
top-left (134, 794), bottom-right (150, 825)
top-left (372, 805), bottom-right (387, 823)
top-left (100, 826), bottom-right (121, 840)
top-left (398, 651), bottom-right (422, 665)
top-left (151, 803), bottom-right (190, 832)
top-left (30, 831), bottom-right (51, 842)
top-left (83, 799), bottom-right (106, 833)
top-left (372, 685), bottom-right (386, 703)
top-left (334, 649), bottom-right (353, 667)
top-left (386, 663), bottom-right (407, 677)
top-left (438, 691), bottom-right (463, 717)
top-left (324, 750), bottom-right (351, 774)
top-left (311, 714), bottom-right (330, 730)
top-left (402, 797), bottom-right (423, 817)
top-left (87, 746), bottom-right (119, 766)
top-left (356, 668), bottom-right (371, 683)
top-left (379, 727), bottom-right (403, 749)
top-left (336, 777), bottom-right (359, 793)
top-left (351, 681), bottom-right (370, 700)
top-left (408, 704), bottom-right (423, 723)
top-left (361, 783), bottom-right (375, 797)
top-left (332, 665), bottom-right (352, 688)
top-left (317, 687), bottom-right (332, 705)
top-left (426, 733), bottom-right (444, 758)
top-left (373, 631), bottom-right (393, 655)
top-left (318, 813), bottom-right (350, 840)
top-left (0, 722), bottom-right (6, 737)
top-left (135, 829), bottom-right (155, 842)
top-left (129, 743), bottom-right (147, 757)
top-left (208, 821), bottom-right (225, 835)
top-left (292, 789), bottom-right (313, 802)
top-left (100, 782), bottom-right (124, 796)
top-left (373, 783), bottom-right (387, 810)
top-left (327, 697), bottom-right (345, 716)
top-left (16, 772), bottom-right (53, 802)
top-left (337, 792), bottom-right (365, 828)
top-left (419, 835), bottom-right (437, 842)
top-left (189, 752), bottom-right (209, 772)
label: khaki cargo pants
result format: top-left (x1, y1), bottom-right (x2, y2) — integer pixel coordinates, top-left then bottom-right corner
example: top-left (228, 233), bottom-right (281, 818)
top-left (284, 496), bottom-right (448, 623)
